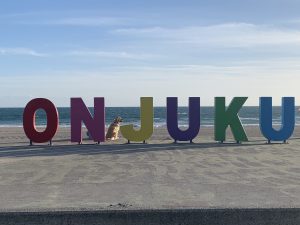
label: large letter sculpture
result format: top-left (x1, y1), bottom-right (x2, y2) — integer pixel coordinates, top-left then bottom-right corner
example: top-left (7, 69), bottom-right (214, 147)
top-left (260, 97), bottom-right (295, 143)
top-left (120, 97), bottom-right (153, 143)
top-left (23, 98), bottom-right (59, 145)
top-left (71, 98), bottom-right (105, 144)
top-left (215, 97), bottom-right (248, 143)
top-left (167, 97), bottom-right (200, 143)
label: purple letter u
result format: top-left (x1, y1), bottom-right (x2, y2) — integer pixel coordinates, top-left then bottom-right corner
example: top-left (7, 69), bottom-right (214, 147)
top-left (167, 97), bottom-right (200, 143)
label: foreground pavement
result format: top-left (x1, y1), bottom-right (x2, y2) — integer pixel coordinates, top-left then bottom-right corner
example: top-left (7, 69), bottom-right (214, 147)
top-left (0, 136), bottom-right (299, 224)
top-left (0, 140), bottom-right (299, 210)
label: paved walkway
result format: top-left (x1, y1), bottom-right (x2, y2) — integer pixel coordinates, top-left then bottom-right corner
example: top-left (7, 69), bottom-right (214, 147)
top-left (0, 139), bottom-right (299, 211)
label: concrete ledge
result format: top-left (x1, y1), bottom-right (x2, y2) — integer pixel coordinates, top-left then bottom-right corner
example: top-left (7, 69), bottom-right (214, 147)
top-left (0, 208), bottom-right (299, 225)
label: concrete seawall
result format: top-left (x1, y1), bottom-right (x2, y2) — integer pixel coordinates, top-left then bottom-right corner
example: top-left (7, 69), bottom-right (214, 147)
top-left (1, 208), bottom-right (299, 225)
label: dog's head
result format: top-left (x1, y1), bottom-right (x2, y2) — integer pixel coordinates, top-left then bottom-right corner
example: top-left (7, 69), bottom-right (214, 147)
top-left (114, 116), bottom-right (123, 124)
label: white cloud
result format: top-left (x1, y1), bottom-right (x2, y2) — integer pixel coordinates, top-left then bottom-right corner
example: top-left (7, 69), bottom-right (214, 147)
top-left (114, 23), bottom-right (300, 47)
top-left (0, 48), bottom-right (47, 57)
top-left (25, 17), bottom-right (129, 26)
top-left (1, 57), bottom-right (299, 106)
top-left (66, 50), bottom-right (157, 60)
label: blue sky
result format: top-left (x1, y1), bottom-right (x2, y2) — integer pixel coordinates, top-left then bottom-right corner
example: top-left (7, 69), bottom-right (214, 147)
top-left (1, 0), bottom-right (300, 106)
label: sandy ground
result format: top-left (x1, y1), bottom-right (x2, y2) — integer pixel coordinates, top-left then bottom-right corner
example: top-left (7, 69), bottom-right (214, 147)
top-left (0, 126), bottom-right (299, 211)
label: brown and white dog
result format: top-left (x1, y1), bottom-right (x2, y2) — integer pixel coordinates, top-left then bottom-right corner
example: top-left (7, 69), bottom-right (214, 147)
top-left (106, 116), bottom-right (123, 140)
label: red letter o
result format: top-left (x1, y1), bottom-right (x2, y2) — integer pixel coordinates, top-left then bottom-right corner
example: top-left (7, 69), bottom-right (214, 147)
top-left (23, 98), bottom-right (59, 143)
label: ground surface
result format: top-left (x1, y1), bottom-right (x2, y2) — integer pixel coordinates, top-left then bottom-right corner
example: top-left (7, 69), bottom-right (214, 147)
top-left (0, 127), bottom-right (299, 211)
